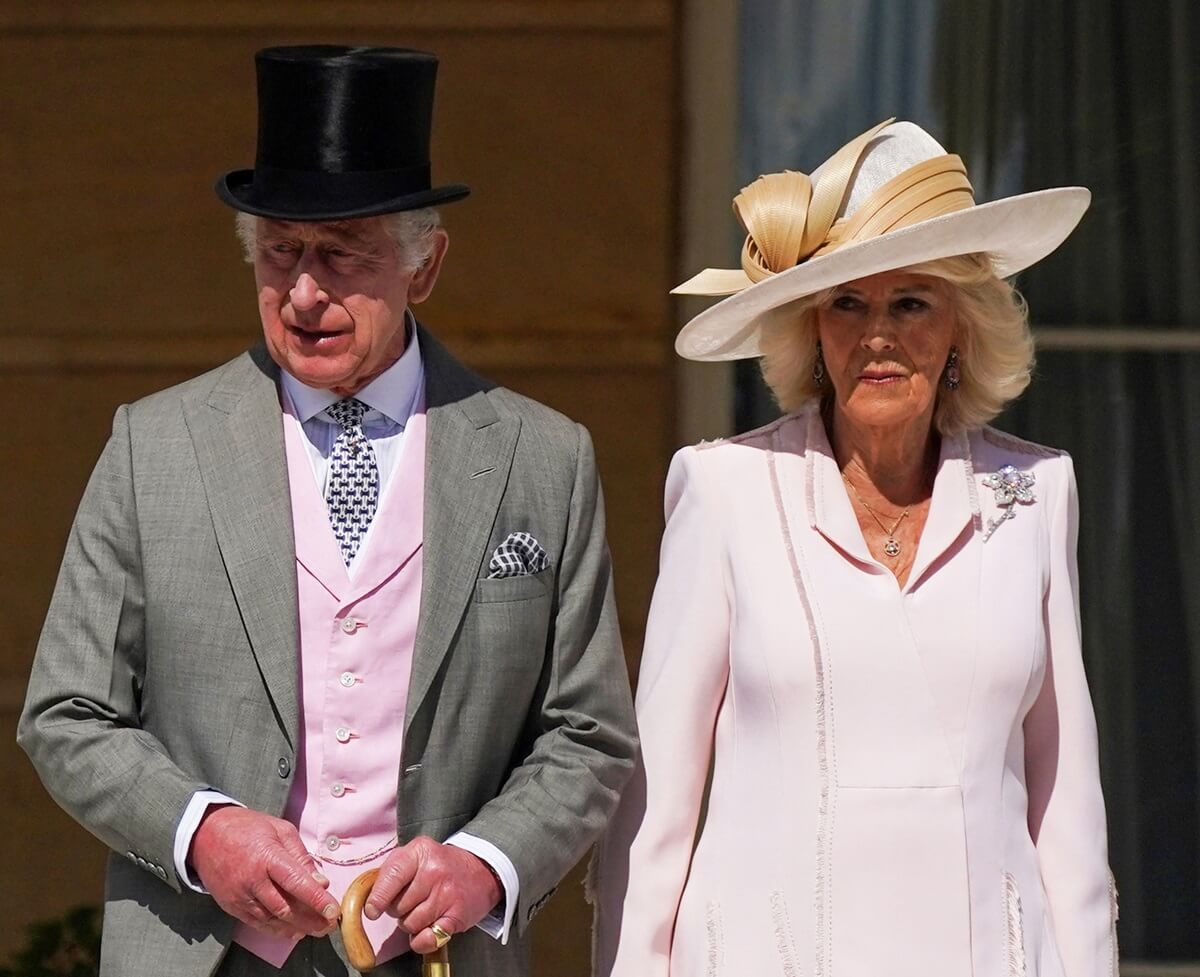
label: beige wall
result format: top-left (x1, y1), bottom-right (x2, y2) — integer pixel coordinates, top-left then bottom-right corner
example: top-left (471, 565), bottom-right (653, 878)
top-left (0, 2), bottom-right (677, 971)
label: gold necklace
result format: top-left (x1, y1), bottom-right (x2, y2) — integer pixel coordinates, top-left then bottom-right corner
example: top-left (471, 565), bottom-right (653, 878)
top-left (842, 475), bottom-right (910, 559)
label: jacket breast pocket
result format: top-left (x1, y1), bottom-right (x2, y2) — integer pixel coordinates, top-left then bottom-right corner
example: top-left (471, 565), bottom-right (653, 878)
top-left (474, 566), bottom-right (553, 604)
top-left (464, 568), bottom-right (554, 685)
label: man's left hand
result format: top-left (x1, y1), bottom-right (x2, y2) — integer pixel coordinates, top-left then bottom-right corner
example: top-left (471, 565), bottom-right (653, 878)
top-left (364, 837), bottom-right (502, 953)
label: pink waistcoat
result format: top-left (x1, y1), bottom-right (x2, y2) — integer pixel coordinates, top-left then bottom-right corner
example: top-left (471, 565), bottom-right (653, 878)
top-left (234, 402), bottom-right (426, 967)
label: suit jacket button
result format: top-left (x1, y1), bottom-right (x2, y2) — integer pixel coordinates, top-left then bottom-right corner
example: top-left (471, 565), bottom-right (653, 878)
top-left (277, 756), bottom-right (291, 778)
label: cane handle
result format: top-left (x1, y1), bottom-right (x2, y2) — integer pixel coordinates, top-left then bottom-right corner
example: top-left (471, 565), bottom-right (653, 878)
top-left (340, 868), bottom-right (452, 976)
top-left (341, 869), bottom-right (380, 973)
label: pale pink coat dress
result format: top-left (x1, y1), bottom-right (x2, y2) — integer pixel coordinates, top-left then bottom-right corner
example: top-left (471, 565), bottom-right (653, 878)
top-left (593, 403), bottom-right (1117, 977)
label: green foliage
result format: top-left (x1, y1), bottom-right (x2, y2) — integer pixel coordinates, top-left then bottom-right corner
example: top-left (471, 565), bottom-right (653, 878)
top-left (0, 906), bottom-right (101, 977)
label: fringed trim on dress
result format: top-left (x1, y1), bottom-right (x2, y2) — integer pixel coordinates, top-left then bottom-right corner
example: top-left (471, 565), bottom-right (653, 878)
top-left (584, 843), bottom-right (602, 976)
top-left (1108, 870), bottom-right (1121, 977)
top-left (767, 439), bottom-right (834, 977)
top-left (1003, 872), bottom-right (1027, 977)
top-left (705, 901), bottom-right (724, 977)
top-left (769, 891), bottom-right (802, 977)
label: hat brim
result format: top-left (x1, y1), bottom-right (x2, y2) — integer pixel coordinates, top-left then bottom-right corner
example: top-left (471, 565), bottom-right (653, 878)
top-left (215, 168), bottom-right (470, 221)
top-left (675, 186), bottom-right (1091, 361)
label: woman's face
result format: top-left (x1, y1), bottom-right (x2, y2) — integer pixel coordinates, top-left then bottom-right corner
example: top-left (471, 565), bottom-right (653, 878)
top-left (816, 270), bottom-right (958, 432)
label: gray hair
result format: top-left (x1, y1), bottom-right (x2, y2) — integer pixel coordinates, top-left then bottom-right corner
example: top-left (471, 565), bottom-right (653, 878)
top-left (234, 209), bottom-right (443, 273)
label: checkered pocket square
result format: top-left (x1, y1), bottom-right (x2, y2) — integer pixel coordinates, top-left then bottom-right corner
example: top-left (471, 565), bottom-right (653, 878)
top-left (487, 531), bottom-right (550, 578)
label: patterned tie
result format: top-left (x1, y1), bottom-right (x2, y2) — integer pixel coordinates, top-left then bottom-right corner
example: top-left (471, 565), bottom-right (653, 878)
top-left (325, 398), bottom-right (380, 566)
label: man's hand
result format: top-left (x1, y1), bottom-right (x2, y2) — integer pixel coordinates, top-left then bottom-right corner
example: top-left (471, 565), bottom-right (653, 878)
top-left (364, 837), bottom-right (503, 953)
top-left (190, 806), bottom-right (341, 940)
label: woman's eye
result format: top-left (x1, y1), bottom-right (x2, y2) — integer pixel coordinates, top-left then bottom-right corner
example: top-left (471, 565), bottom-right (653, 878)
top-left (894, 297), bottom-right (929, 313)
top-left (831, 295), bottom-right (862, 311)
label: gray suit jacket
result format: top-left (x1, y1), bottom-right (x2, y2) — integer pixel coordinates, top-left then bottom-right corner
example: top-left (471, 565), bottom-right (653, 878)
top-left (18, 326), bottom-right (637, 977)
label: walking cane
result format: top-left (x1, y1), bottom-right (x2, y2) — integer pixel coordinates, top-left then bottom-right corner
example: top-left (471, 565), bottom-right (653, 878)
top-left (342, 869), bottom-right (451, 976)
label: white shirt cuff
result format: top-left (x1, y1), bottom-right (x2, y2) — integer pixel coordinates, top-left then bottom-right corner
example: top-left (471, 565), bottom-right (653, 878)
top-left (444, 832), bottom-right (519, 944)
top-left (174, 789), bottom-right (244, 893)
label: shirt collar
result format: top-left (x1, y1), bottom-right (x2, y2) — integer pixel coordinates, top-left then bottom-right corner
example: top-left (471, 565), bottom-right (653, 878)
top-left (280, 311), bottom-right (424, 426)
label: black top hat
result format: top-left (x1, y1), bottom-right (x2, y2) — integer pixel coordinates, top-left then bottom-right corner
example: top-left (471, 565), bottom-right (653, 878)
top-left (216, 46), bottom-right (469, 220)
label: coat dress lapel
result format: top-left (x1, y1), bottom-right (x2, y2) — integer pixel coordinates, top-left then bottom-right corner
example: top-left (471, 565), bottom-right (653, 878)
top-left (802, 407), bottom-right (876, 568)
top-left (184, 346), bottom-right (301, 747)
top-left (904, 428), bottom-right (978, 593)
top-left (406, 326), bottom-right (521, 734)
top-left (802, 405), bottom-right (978, 595)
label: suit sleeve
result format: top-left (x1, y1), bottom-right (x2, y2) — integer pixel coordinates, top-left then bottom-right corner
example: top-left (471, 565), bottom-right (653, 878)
top-left (17, 406), bottom-right (207, 891)
top-left (1024, 453), bottom-right (1117, 976)
top-left (457, 422), bottom-right (638, 934)
top-left (592, 446), bottom-right (731, 977)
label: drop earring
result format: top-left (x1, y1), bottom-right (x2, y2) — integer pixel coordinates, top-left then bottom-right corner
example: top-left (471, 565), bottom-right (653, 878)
top-left (813, 342), bottom-right (826, 386)
top-left (944, 345), bottom-right (961, 390)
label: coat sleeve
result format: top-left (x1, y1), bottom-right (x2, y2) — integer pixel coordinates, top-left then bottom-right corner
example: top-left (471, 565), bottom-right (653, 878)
top-left (592, 446), bottom-right (732, 977)
top-left (1023, 453), bottom-right (1117, 976)
top-left (17, 405), bottom-right (207, 892)
top-left (457, 422), bottom-right (638, 934)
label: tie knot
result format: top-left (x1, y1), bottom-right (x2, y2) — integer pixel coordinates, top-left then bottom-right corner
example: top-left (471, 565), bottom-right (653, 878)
top-left (327, 398), bottom-right (368, 430)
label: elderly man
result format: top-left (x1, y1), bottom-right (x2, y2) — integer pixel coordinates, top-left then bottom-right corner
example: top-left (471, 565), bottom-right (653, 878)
top-left (18, 45), bottom-right (636, 977)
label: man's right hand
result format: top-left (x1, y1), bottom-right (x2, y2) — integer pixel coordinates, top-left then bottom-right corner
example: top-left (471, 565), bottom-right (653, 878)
top-left (190, 806), bottom-right (341, 939)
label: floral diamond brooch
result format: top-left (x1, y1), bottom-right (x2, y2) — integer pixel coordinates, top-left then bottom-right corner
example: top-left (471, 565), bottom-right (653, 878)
top-left (981, 464), bottom-right (1036, 541)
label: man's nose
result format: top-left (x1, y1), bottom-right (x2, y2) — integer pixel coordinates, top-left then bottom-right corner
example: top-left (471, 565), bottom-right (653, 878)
top-left (290, 271), bottom-right (329, 311)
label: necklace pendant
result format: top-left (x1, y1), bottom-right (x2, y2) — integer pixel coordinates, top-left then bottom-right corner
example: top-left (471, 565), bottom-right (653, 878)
top-left (883, 537), bottom-right (901, 558)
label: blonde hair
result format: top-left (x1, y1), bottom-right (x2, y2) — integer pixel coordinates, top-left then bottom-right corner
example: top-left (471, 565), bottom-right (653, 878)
top-left (758, 253), bottom-right (1033, 434)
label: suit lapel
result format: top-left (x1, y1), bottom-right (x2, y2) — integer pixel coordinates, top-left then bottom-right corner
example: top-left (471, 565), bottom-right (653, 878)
top-left (407, 325), bottom-right (520, 732)
top-left (185, 346), bottom-right (300, 747)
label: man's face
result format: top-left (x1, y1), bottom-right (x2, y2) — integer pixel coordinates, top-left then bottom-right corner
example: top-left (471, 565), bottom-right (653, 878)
top-left (252, 217), bottom-right (447, 396)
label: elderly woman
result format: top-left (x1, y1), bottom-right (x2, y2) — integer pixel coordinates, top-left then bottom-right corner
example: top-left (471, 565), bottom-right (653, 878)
top-left (592, 120), bottom-right (1116, 977)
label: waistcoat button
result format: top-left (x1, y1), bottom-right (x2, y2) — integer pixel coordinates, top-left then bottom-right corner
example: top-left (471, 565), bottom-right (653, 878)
top-left (277, 756), bottom-right (291, 778)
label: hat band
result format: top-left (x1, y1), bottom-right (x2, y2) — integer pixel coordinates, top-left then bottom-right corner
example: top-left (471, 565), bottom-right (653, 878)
top-left (815, 154), bottom-right (974, 257)
top-left (243, 162), bottom-right (433, 211)
top-left (674, 121), bottom-right (976, 297)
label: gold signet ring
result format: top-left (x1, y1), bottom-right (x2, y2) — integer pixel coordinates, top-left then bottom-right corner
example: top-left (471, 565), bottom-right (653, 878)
top-left (430, 923), bottom-right (453, 950)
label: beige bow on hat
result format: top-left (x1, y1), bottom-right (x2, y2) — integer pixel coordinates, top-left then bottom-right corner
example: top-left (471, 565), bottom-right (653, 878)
top-left (675, 118), bottom-right (975, 297)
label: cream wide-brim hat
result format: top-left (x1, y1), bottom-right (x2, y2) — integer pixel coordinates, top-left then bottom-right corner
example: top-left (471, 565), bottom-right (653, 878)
top-left (674, 119), bottom-right (1090, 361)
